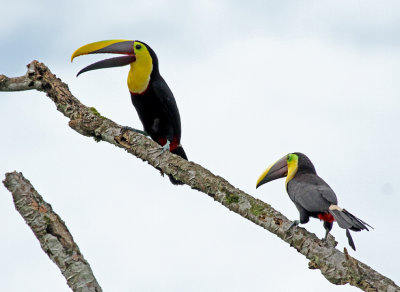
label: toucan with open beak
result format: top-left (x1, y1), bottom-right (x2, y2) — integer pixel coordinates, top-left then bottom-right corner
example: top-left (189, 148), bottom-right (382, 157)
top-left (71, 40), bottom-right (187, 185)
top-left (256, 152), bottom-right (371, 250)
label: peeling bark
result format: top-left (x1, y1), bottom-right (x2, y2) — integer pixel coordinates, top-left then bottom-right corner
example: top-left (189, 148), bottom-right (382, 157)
top-left (3, 171), bottom-right (102, 292)
top-left (1, 61), bottom-right (399, 292)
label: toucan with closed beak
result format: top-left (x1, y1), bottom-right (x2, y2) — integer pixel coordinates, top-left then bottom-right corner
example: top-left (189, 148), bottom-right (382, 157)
top-left (256, 152), bottom-right (372, 250)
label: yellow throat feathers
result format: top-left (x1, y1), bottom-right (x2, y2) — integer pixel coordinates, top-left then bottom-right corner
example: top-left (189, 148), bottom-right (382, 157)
top-left (128, 41), bottom-right (153, 94)
top-left (285, 154), bottom-right (298, 188)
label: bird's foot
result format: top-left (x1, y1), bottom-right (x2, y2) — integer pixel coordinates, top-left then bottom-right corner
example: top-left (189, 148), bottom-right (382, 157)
top-left (161, 140), bottom-right (171, 153)
top-left (149, 140), bottom-right (171, 158)
top-left (121, 126), bottom-right (148, 136)
top-left (288, 220), bottom-right (300, 230)
top-left (322, 232), bottom-right (338, 248)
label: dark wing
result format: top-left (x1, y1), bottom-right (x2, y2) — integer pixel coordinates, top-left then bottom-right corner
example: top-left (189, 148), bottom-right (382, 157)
top-left (151, 76), bottom-right (182, 138)
top-left (287, 173), bottom-right (338, 213)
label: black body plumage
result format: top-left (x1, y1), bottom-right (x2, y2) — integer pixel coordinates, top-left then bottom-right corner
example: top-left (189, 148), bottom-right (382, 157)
top-left (72, 40), bottom-right (187, 185)
top-left (130, 44), bottom-right (187, 184)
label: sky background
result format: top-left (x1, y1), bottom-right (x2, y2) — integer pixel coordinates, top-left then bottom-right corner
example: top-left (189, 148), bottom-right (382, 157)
top-left (1, 1), bottom-right (400, 291)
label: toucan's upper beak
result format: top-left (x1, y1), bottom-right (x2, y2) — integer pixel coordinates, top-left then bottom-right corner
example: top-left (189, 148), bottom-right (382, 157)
top-left (71, 40), bottom-right (136, 76)
top-left (256, 156), bottom-right (288, 188)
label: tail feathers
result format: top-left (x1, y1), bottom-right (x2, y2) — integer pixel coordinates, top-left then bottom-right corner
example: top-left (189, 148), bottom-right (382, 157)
top-left (169, 176), bottom-right (183, 185)
top-left (330, 208), bottom-right (373, 251)
top-left (346, 229), bottom-right (356, 251)
top-left (342, 209), bottom-right (373, 231)
top-left (171, 146), bottom-right (188, 160)
top-left (329, 209), bottom-right (372, 231)
top-left (168, 146), bottom-right (188, 185)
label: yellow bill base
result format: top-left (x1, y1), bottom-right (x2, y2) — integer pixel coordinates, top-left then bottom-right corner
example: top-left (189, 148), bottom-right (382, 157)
top-left (71, 39), bottom-right (130, 62)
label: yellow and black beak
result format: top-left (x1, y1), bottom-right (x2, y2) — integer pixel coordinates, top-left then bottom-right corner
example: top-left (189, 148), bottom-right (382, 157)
top-left (256, 156), bottom-right (288, 188)
top-left (71, 40), bottom-right (136, 76)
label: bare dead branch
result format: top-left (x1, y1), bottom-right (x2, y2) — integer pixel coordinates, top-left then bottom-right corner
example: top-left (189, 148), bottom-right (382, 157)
top-left (0, 63), bottom-right (42, 91)
top-left (1, 61), bottom-right (399, 292)
top-left (3, 171), bottom-right (102, 292)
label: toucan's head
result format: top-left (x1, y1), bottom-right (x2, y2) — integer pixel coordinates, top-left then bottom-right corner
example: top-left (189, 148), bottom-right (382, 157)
top-left (256, 152), bottom-right (315, 189)
top-left (71, 40), bottom-right (158, 93)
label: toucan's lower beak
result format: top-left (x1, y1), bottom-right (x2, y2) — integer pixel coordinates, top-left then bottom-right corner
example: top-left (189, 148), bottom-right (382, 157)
top-left (256, 156), bottom-right (288, 188)
top-left (71, 40), bottom-right (136, 76)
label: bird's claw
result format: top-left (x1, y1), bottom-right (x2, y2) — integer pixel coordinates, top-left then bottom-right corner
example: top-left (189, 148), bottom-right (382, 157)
top-left (149, 140), bottom-right (171, 157)
top-left (288, 220), bottom-right (300, 230)
top-left (161, 140), bottom-right (171, 153)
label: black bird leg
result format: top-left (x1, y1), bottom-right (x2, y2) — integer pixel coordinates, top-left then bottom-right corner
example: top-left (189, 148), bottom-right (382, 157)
top-left (121, 126), bottom-right (149, 136)
top-left (324, 229), bottom-right (329, 240)
top-left (323, 221), bottom-right (333, 240)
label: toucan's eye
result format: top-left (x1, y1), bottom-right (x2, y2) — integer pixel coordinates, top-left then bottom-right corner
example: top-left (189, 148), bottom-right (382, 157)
top-left (135, 44), bottom-right (142, 50)
top-left (287, 155), bottom-right (291, 161)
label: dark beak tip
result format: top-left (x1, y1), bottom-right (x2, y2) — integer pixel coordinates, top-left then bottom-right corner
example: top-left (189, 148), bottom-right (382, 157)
top-left (74, 55), bottom-right (136, 77)
top-left (256, 180), bottom-right (266, 189)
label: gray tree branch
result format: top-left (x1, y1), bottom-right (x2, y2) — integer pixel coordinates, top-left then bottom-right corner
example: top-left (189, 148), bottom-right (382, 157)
top-left (3, 171), bottom-right (102, 292)
top-left (1, 61), bottom-right (399, 292)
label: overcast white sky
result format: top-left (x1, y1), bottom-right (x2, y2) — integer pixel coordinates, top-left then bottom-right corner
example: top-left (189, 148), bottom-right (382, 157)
top-left (1, 1), bottom-right (399, 291)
